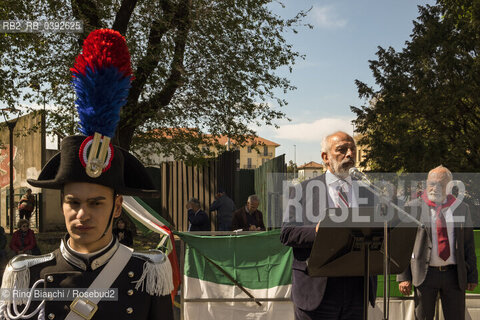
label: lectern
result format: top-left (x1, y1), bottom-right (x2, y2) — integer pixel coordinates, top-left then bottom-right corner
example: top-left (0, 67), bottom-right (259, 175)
top-left (307, 207), bottom-right (418, 320)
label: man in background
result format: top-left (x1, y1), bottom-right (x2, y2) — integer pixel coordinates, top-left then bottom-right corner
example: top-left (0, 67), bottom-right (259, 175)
top-left (397, 165), bottom-right (477, 320)
top-left (209, 188), bottom-right (236, 231)
top-left (232, 195), bottom-right (265, 231)
top-left (187, 198), bottom-right (211, 231)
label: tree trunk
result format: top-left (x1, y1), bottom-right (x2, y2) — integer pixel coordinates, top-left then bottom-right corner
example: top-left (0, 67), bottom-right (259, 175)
top-left (118, 0), bottom-right (192, 149)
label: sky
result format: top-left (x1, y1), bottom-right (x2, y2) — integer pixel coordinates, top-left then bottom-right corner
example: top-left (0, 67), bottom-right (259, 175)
top-left (254, 0), bottom-right (434, 166)
top-left (29, 1), bottom-right (435, 153)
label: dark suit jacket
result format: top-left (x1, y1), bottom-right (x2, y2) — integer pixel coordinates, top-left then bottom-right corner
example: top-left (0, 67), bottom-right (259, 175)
top-left (231, 207), bottom-right (265, 231)
top-left (209, 194), bottom-right (236, 227)
top-left (397, 198), bottom-right (478, 289)
top-left (188, 209), bottom-right (211, 231)
top-left (280, 173), bottom-right (377, 311)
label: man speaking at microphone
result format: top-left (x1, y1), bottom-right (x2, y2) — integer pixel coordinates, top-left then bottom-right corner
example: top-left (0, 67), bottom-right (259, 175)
top-left (281, 131), bottom-right (377, 320)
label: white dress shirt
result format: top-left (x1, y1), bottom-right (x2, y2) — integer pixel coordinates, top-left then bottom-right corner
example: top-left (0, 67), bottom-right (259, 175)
top-left (325, 170), bottom-right (357, 208)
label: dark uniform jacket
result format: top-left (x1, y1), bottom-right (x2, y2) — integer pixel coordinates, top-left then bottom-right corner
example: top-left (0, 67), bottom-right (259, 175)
top-left (0, 236), bottom-right (174, 320)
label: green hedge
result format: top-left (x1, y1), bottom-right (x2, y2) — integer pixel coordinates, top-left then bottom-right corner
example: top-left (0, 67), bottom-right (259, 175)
top-left (376, 230), bottom-right (480, 297)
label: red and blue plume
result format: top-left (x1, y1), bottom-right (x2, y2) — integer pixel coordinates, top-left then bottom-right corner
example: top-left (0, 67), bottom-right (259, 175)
top-left (71, 29), bottom-right (133, 138)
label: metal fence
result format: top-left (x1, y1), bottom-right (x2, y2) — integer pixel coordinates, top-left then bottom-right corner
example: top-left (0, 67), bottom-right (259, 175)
top-left (254, 154), bottom-right (286, 229)
top-left (6, 191), bottom-right (40, 231)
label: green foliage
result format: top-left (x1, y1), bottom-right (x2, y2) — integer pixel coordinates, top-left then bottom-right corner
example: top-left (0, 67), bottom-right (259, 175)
top-left (286, 159), bottom-right (297, 173)
top-left (0, 0), bottom-right (310, 161)
top-left (352, 0), bottom-right (480, 173)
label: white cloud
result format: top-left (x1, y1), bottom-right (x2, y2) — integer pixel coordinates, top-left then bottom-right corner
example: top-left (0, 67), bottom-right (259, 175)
top-left (273, 117), bottom-right (354, 142)
top-left (310, 5), bottom-right (347, 29)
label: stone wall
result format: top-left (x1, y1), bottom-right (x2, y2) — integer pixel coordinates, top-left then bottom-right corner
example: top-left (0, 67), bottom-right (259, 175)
top-left (0, 112), bottom-right (42, 230)
top-left (0, 112), bottom-right (64, 231)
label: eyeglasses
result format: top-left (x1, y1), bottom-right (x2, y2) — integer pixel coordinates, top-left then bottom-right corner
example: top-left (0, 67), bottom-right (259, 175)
top-left (21, 225), bottom-right (28, 228)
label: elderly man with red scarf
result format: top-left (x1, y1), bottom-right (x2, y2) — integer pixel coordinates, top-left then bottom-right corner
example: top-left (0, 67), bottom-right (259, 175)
top-left (397, 165), bottom-right (478, 320)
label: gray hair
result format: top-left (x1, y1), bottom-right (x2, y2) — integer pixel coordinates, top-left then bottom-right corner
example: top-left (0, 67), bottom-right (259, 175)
top-left (321, 131), bottom-right (353, 154)
top-left (321, 136), bottom-right (329, 154)
top-left (188, 198), bottom-right (201, 207)
top-left (247, 195), bottom-right (259, 203)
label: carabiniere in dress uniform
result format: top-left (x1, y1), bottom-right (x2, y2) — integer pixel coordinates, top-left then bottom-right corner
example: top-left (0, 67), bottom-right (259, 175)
top-left (0, 29), bottom-right (174, 320)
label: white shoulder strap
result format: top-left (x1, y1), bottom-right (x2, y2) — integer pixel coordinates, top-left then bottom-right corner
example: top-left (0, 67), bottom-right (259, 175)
top-left (65, 244), bottom-right (133, 320)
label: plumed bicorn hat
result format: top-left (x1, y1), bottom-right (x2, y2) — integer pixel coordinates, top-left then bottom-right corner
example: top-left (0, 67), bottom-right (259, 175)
top-left (27, 29), bottom-right (158, 197)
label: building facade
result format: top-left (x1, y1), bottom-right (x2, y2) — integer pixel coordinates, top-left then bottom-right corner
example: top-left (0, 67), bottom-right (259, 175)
top-left (141, 131), bottom-right (280, 169)
top-left (297, 161), bottom-right (324, 180)
top-left (0, 112), bottom-right (65, 232)
top-left (215, 136), bottom-right (279, 169)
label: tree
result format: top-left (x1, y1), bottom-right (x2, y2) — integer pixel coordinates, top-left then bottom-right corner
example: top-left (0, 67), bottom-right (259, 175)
top-left (0, 0), bottom-right (310, 160)
top-left (352, 0), bottom-right (480, 173)
top-left (286, 159), bottom-right (297, 174)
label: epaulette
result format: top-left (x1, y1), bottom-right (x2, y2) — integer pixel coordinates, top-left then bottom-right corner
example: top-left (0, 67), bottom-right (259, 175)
top-left (132, 249), bottom-right (167, 264)
top-left (131, 249), bottom-right (173, 296)
top-left (1, 253), bottom-right (55, 305)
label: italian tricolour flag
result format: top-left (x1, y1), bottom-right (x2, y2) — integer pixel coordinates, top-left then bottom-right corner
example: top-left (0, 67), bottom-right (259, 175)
top-left (178, 230), bottom-right (294, 320)
top-left (122, 196), bottom-right (181, 300)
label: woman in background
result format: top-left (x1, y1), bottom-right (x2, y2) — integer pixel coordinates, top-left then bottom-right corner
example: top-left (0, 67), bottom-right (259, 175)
top-left (9, 219), bottom-right (37, 255)
top-left (113, 218), bottom-right (133, 247)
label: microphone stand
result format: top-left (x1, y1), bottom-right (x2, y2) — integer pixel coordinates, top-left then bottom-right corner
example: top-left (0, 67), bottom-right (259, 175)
top-left (353, 176), bottom-right (424, 320)
top-left (354, 176), bottom-right (425, 228)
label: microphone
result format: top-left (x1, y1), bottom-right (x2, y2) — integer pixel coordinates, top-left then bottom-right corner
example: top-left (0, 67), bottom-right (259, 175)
top-left (349, 167), bottom-right (376, 190)
top-left (349, 167), bottom-right (369, 182)
top-left (348, 168), bottom-right (425, 229)
top-left (349, 167), bottom-right (388, 198)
